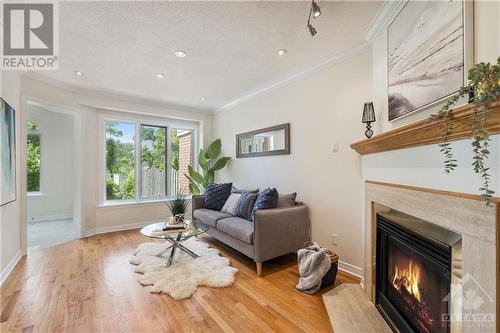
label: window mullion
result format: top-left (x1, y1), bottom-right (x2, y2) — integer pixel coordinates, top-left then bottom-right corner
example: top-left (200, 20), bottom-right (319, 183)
top-left (135, 122), bottom-right (141, 200)
top-left (166, 127), bottom-right (172, 197)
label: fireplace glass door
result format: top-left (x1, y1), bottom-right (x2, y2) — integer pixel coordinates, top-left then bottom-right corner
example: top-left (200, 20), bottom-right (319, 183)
top-left (386, 236), bottom-right (449, 333)
top-left (376, 211), bottom-right (457, 333)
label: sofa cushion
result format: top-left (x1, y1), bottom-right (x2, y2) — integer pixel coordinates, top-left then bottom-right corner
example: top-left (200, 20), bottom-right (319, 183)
top-left (277, 192), bottom-right (297, 207)
top-left (236, 192), bottom-right (258, 221)
top-left (253, 187), bottom-right (279, 213)
top-left (232, 186), bottom-right (259, 194)
top-left (205, 183), bottom-right (233, 211)
top-left (193, 209), bottom-right (232, 228)
top-left (221, 193), bottom-right (241, 216)
top-left (217, 217), bottom-right (254, 244)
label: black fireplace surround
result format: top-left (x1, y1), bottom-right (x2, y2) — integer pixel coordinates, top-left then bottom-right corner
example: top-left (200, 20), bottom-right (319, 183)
top-left (375, 207), bottom-right (461, 333)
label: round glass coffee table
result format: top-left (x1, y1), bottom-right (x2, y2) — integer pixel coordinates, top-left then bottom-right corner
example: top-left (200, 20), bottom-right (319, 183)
top-left (140, 221), bottom-right (208, 267)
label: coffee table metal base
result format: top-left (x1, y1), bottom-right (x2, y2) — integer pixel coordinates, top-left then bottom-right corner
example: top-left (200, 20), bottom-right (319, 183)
top-left (156, 238), bottom-right (199, 267)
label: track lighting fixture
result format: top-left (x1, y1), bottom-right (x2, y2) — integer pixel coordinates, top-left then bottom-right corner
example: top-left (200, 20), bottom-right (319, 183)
top-left (307, 0), bottom-right (321, 37)
top-left (308, 24), bottom-right (317, 37)
top-left (312, 1), bottom-right (321, 18)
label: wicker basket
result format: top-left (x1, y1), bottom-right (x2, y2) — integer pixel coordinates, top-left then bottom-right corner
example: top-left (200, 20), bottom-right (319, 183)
top-left (321, 249), bottom-right (339, 288)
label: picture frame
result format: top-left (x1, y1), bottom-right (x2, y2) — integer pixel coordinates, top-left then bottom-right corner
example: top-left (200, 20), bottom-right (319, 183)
top-left (1, 97), bottom-right (17, 207)
top-left (236, 123), bottom-right (290, 158)
top-left (387, 0), bottom-right (474, 121)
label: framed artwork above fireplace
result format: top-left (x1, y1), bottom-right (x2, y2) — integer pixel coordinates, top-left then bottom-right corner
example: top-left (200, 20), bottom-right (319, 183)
top-left (387, 0), bottom-right (473, 121)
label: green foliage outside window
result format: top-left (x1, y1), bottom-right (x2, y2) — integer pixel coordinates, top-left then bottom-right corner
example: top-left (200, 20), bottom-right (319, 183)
top-left (106, 122), bottom-right (135, 200)
top-left (27, 133), bottom-right (41, 192)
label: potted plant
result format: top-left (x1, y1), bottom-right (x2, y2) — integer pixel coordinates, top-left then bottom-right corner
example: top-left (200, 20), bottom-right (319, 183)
top-left (184, 138), bottom-right (231, 194)
top-left (166, 194), bottom-right (189, 225)
top-left (429, 56), bottom-right (500, 204)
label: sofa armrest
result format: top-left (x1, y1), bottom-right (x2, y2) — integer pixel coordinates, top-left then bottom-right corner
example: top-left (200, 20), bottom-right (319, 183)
top-left (191, 195), bottom-right (205, 220)
top-left (253, 204), bottom-right (311, 262)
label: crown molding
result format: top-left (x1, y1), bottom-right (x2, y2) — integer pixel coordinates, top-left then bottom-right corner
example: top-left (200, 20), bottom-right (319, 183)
top-left (215, 42), bottom-right (372, 114)
top-left (363, 0), bottom-right (406, 44)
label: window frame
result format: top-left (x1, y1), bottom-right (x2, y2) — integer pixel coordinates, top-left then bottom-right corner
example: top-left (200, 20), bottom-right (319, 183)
top-left (100, 114), bottom-right (199, 206)
top-left (26, 122), bottom-right (43, 195)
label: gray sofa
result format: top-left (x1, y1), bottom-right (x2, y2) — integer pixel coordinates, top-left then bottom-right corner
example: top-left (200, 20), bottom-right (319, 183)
top-left (192, 195), bottom-right (310, 276)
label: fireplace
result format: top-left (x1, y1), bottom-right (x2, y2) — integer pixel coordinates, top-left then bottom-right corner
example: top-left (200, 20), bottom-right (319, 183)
top-left (375, 204), bottom-right (462, 333)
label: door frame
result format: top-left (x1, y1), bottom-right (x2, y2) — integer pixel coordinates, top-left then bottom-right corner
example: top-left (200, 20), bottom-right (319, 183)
top-left (20, 95), bottom-right (85, 254)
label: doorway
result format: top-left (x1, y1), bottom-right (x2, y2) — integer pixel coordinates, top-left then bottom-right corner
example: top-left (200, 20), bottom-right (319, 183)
top-left (25, 103), bottom-right (80, 251)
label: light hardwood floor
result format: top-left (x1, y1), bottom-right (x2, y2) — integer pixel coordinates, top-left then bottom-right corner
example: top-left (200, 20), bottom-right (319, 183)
top-left (1, 229), bottom-right (360, 333)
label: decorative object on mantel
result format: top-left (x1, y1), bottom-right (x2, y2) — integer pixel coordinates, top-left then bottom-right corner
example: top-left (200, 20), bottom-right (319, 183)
top-left (184, 138), bottom-right (231, 195)
top-left (350, 98), bottom-right (500, 156)
top-left (387, 1), bottom-right (472, 121)
top-left (306, 0), bottom-right (321, 37)
top-left (362, 102), bottom-right (376, 138)
top-left (428, 57), bottom-right (500, 204)
top-left (236, 123), bottom-right (290, 158)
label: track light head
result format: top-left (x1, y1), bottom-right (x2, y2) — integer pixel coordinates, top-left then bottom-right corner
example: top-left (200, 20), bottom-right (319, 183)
top-left (312, 1), bottom-right (321, 18)
top-left (308, 24), bottom-right (317, 37)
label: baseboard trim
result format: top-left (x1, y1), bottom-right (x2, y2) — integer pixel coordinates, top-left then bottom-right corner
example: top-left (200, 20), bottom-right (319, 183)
top-left (28, 214), bottom-right (73, 223)
top-left (338, 260), bottom-right (364, 288)
top-left (0, 250), bottom-right (22, 287)
top-left (84, 220), bottom-right (162, 238)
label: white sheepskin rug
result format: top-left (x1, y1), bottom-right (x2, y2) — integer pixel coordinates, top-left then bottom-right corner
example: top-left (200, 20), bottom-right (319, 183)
top-left (129, 238), bottom-right (238, 300)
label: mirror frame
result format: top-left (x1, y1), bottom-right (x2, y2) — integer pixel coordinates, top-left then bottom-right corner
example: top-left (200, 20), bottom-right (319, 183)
top-left (236, 123), bottom-right (290, 158)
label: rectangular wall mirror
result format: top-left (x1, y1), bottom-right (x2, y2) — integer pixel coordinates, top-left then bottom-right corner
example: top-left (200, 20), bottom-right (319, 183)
top-left (236, 123), bottom-right (290, 158)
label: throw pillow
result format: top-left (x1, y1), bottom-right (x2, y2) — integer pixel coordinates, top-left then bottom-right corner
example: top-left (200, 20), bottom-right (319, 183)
top-left (221, 193), bottom-right (241, 216)
top-left (253, 187), bottom-right (279, 213)
top-left (204, 183), bottom-right (233, 211)
top-left (236, 192), bottom-right (258, 221)
top-left (277, 192), bottom-right (297, 207)
top-left (232, 186), bottom-right (259, 194)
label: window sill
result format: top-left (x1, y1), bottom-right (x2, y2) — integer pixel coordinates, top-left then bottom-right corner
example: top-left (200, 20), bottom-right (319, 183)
top-left (28, 192), bottom-right (46, 197)
top-left (98, 197), bottom-right (192, 209)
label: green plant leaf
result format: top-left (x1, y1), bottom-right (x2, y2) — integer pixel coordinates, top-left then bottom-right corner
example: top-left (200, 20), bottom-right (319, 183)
top-left (205, 139), bottom-right (222, 160)
top-left (189, 183), bottom-right (201, 195)
top-left (204, 170), bottom-right (214, 186)
top-left (188, 165), bottom-right (204, 184)
top-left (199, 150), bottom-right (208, 171)
top-left (212, 156), bottom-right (231, 171)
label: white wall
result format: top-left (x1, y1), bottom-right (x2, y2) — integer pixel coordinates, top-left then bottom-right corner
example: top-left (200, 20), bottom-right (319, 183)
top-left (0, 71), bottom-right (23, 279)
top-left (365, 0), bottom-right (500, 195)
top-left (213, 51), bottom-right (372, 271)
top-left (26, 105), bottom-right (74, 220)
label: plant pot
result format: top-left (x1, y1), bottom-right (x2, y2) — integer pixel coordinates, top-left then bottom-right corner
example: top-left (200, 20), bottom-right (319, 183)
top-left (173, 214), bottom-right (184, 224)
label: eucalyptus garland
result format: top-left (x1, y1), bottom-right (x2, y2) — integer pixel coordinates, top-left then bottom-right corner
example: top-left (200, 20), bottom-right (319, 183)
top-left (428, 57), bottom-right (500, 204)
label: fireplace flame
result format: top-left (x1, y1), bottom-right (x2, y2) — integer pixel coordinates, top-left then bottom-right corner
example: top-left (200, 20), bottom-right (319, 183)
top-left (392, 261), bottom-right (421, 302)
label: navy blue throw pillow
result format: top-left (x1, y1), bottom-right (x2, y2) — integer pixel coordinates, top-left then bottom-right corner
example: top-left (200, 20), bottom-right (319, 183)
top-left (253, 187), bottom-right (279, 213)
top-left (236, 192), bottom-right (258, 221)
top-left (205, 183), bottom-right (233, 211)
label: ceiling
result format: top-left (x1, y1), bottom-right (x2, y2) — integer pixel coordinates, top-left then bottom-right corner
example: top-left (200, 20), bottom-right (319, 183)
top-left (32, 1), bottom-right (382, 112)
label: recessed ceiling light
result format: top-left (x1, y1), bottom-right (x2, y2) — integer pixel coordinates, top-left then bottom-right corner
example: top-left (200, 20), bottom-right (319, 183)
top-left (175, 50), bottom-right (187, 58)
top-left (277, 49), bottom-right (287, 56)
top-left (200, 97), bottom-right (207, 102)
top-left (155, 72), bottom-right (165, 79)
top-left (74, 70), bottom-right (84, 76)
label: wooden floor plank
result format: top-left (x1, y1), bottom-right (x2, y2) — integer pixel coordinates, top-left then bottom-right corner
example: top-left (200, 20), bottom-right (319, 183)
top-left (1, 230), bottom-right (359, 332)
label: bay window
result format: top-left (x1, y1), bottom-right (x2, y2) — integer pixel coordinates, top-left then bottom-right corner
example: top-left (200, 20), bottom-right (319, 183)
top-left (104, 118), bottom-right (196, 203)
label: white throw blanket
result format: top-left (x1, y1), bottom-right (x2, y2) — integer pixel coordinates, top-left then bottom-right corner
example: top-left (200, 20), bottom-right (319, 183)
top-left (296, 242), bottom-right (331, 294)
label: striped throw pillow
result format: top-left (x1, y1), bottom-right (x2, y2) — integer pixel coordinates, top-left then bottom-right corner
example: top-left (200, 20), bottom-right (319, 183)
top-left (236, 192), bottom-right (258, 221)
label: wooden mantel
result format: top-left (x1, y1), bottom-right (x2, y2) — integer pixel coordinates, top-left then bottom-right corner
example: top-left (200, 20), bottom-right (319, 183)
top-left (351, 98), bottom-right (500, 155)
